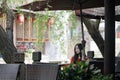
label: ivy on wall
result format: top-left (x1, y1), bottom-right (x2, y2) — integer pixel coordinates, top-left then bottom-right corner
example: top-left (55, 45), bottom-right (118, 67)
top-left (33, 10), bottom-right (81, 55)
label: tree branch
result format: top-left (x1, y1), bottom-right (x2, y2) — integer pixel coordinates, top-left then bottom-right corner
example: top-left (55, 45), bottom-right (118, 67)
top-left (83, 17), bottom-right (104, 57)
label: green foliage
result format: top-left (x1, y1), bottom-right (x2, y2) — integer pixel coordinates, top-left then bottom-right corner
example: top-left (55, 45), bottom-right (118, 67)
top-left (91, 74), bottom-right (113, 80)
top-left (35, 41), bottom-right (44, 51)
top-left (33, 11), bottom-right (70, 54)
top-left (34, 13), bottom-right (49, 41)
top-left (26, 49), bottom-right (34, 54)
top-left (68, 12), bottom-right (81, 40)
top-left (32, 11), bottom-right (82, 54)
top-left (6, 0), bottom-right (24, 8)
top-left (68, 12), bottom-right (78, 29)
top-left (57, 61), bottom-right (112, 80)
top-left (32, 14), bottom-right (48, 50)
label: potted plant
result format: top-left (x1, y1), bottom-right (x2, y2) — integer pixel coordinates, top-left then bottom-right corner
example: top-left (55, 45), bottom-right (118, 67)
top-left (57, 61), bottom-right (112, 80)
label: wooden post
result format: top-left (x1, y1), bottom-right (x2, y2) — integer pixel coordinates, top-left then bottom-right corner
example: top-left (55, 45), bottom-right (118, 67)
top-left (104, 0), bottom-right (115, 76)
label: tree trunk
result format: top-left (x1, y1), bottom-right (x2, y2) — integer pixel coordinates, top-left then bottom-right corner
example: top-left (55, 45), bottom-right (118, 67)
top-left (83, 17), bottom-right (104, 57)
top-left (0, 0), bottom-right (17, 63)
top-left (1, 0), bottom-right (14, 42)
top-left (0, 26), bottom-right (17, 63)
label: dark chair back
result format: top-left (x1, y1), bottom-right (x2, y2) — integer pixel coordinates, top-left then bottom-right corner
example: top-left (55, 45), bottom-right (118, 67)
top-left (0, 64), bottom-right (20, 80)
top-left (116, 60), bottom-right (120, 73)
top-left (26, 63), bottom-right (59, 80)
top-left (87, 51), bottom-right (94, 60)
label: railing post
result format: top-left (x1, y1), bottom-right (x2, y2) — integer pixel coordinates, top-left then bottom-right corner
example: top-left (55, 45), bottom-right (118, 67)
top-left (13, 52), bottom-right (25, 80)
top-left (32, 51), bottom-right (41, 64)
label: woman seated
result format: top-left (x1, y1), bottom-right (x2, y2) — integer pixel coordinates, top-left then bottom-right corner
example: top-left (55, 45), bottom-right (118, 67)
top-left (70, 43), bottom-right (88, 64)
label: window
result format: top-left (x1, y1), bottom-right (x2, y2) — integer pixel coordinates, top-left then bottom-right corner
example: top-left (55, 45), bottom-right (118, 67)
top-left (16, 17), bottom-right (37, 42)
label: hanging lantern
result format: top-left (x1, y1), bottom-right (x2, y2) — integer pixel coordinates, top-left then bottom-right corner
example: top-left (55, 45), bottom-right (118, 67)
top-left (17, 13), bottom-right (24, 23)
top-left (75, 10), bottom-right (80, 16)
top-left (47, 17), bottom-right (54, 26)
top-left (32, 17), bottom-right (36, 22)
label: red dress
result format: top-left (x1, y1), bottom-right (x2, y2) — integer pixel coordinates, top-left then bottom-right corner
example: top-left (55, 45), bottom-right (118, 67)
top-left (70, 56), bottom-right (88, 64)
top-left (70, 56), bottom-right (81, 64)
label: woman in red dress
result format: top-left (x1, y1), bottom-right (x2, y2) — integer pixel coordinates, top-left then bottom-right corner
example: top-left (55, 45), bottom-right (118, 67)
top-left (71, 43), bottom-right (87, 64)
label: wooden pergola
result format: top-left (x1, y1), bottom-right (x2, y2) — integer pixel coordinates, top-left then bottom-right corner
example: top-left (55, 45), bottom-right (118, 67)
top-left (19, 0), bottom-right (120, 76)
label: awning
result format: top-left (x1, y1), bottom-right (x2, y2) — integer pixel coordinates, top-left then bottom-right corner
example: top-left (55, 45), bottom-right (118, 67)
top-left (19, 0), bottom-right (120, 11)
top-left (19, 0), bottom-right (120, 20)
top-left (76, 6), bottom-right (120, 21)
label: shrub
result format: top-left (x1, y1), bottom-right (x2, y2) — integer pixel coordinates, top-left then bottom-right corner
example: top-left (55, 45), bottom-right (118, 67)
top-left (57, 61), bottom-right (112, 80)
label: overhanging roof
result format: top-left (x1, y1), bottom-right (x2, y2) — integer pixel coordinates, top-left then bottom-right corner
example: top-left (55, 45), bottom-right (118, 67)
top-left (78, 6), bottom-right (120, 21)
top-left (19, 0), bottom-right (120, 11)
top-left (19, 0), bottom-right (120, 20)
